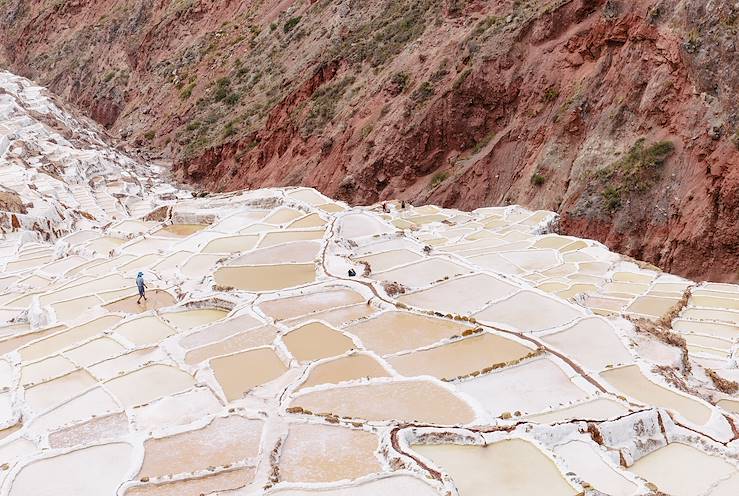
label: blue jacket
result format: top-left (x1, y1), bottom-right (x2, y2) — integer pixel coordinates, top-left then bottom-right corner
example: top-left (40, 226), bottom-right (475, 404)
top-left (136, 275), bottom-right (145, 291)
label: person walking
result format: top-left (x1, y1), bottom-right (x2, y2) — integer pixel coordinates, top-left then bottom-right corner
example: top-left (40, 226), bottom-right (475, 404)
top-left (136, 272), bottom-right (148, 304)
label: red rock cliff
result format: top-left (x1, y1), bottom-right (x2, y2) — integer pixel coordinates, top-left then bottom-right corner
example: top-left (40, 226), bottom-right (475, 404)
top-left (1, 0), bottom-right (737, 281)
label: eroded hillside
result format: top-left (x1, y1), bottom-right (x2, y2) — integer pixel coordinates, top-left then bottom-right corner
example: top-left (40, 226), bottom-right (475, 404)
top-left (1, 0), bottom-right (737, 282)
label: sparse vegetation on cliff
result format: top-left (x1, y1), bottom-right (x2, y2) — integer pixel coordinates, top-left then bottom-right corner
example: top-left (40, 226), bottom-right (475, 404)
top-left (596, 139), bottom-right (675, 212)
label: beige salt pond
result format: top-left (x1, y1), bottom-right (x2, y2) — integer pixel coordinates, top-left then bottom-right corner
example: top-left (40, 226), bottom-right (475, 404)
top-left (104, 364), bottom-right (195, 408)
top-left (628, 443), bottom-right (736, 496)
top-left (283, 322), bottom-right (356, 362)
top-left (211, 347), bottom-right (287, 401)
top-left (214, 264), bottom-right (316, 291)
top-left (387, 332), bottom-right (533, 380)
top-left (154, 224), bottom-right (208, 238)
top-left (113, 316), bottom-right (179, 346)
top-left (201, 234), bottom-right (260, 253)
top-left (137, 415), bottom-right (262, 479)
top-left (299, 353), bottom-right (391, 389)
top-left (125, 467), bottom-right (254, 495)
top-left (19, 315), bottom-right (122, 361)
top-left (184, 324), bottom-right (277, 365)
top-left (161, 308), bottom-right (228, 330)
top-left (258, 229), bottom-right (325, 249)
top-left (229, 240), bottom-right (320, 265)
top-left (178, 313), bottom-right (263, 350)
top-left (600, 365), bottom-right (712, 425)
top-left (345, 311), bottom-right (469, 355)
top-left (258, 288), bottom-right (365, 321)
top-left (103, 289), bottom-right (176, 314)
top-left (289, 379), bottom-right (476, 424)
top-left (412, 439), bottom-right (576, 496)
top-left (280, 423), bottom-right (381, 483)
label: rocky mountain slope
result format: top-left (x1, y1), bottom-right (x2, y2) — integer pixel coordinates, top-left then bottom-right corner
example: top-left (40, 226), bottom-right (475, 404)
top-left (1, 0), bottom-right (737, 282)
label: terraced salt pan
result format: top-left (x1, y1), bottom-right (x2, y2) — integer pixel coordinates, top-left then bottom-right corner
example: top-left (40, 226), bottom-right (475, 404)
top-left (541, 317), bottom-right (633, 370)
top-left (282, 303), bottom-right (377, 328)
top-left (103, 289), bottom-right (176, 314)
top-left (387, 332), bottom-right (533, 380)
top-left (184, 324), bottom-right (278, 365)
top-left (214, 264), bottom-right (316, 291)
top-left (628, 443), bottom-right (736, 496)
top-left (201, 234), bottom-right (260, 253)
top-left (267, 475), bottom-right (438, 496)
top-left (413, 439), bottom-right (577, 496)
top-left (125, 467), bottom-right (255, 495)
top-left (457, 357), bottom-right (589, 417)
top-left (130, 387), bottom-right (222, 433)
top-left (137, 415), bottom-right (262, 479)
top-left (258, 229), bottom-right (325, 249)
top-left (258, 288), bottom-right (365, 321)
top-left (355, 249), bottom-right (424, 272)
top-left (179, 313), bottom-right (264, 349)
top-left (8, 442), bottom-right (135, 496)
top-left (371, 258), bottom-right (472, 288)
top-left (474, 290), bottom-right (583, 332)
top-left (554, 441), bottom-right (637, 496)
top-left (398, 273), bottom-right (518, 315)
top-left (345, 311), bottom-right (470, 355)
top-left (154, 223), bottom-right (208, 237)
top-left (104, 364), bottom-right (195, 408)
top-left (526, 397), bottom-right (631, 423)
top-left (600, 365), bottom-right (712, 425)
top-left (229, 240), bottom-right (320, 264)
top-left (161, 308), bottom-right (228, 330)
top-left (280, 424), bottom-right (381, 483)
top-left (211, 347), bottom-right (287, 401)
top-left (113, 316), bottom-right (178, 346)
top-left (290, 379), bottom-right (476, 424)
top-left (299, 353), bottom-right (392, 389)
top-left (19, 315), bottom-right (121, 361)
top-left (283, 322), bottom-right (356, 362)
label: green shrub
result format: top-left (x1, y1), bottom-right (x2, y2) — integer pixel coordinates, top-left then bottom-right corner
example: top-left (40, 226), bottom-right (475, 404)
top-left (411, 81), bottom-right (435, 103)
top-left (186, 121), bottom-right (201, 131)
top-left (596, 138), bottom-right (674, 212)
top-left (143, 130), bottom-right (155, 140)
top-left (531, 172), bottom-right (545, 186)
top-left (180, 82), bottom-right (196, 99)
top-left (602, 186), bottom-right (621, 212)
top-left (542, 87), bottom-right (559, 103)
top-left (430, 171), bottom-right (449, 188)
top-left (103, 71), bottom-right (116, 82)
top-left (284, 16), bottom-right (301, 33)
top-left (391, 72), bottom-right (410, 92)
top-left (453, 68), bottom-right (472, 90)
